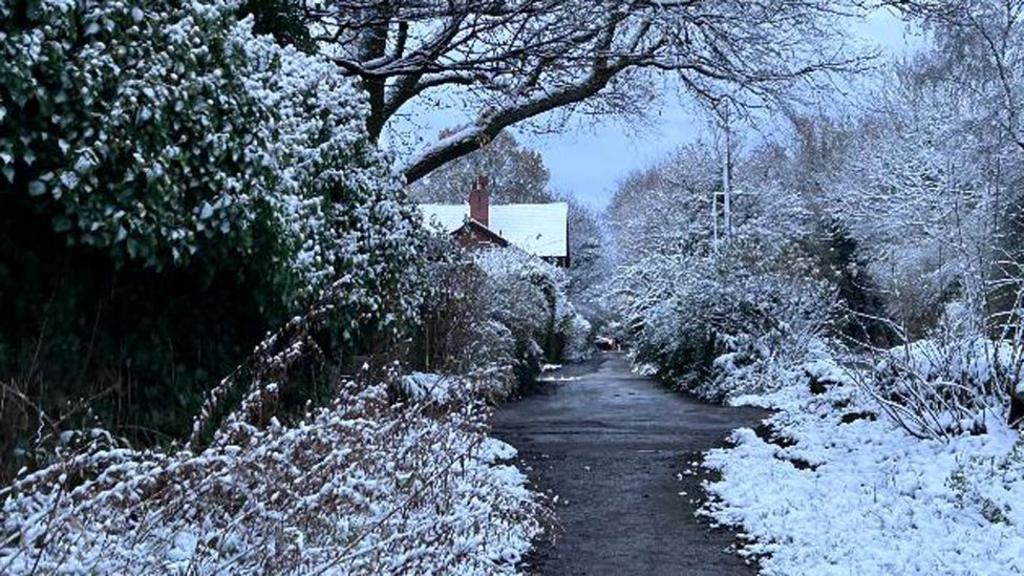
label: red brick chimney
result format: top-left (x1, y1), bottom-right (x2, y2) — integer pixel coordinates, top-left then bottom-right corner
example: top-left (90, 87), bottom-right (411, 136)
top-left (469, 174), bottom-right (490, 227)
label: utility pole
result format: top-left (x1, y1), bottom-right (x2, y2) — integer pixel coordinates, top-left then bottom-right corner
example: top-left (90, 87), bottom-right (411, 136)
top-left (711, 182), bottom-right (719, 246)
top-left (721, 103), bottom-right (733, 241)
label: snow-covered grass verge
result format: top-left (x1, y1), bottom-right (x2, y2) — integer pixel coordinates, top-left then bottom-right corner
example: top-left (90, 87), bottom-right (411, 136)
top-left (702, 356), bottom-right (1024, 575)
top-left (0, 376), bottom-right (540, 575)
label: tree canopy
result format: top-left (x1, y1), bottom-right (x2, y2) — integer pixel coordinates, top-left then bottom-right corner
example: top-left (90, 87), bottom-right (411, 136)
top-left (248, 0), bottom-right (867, 182)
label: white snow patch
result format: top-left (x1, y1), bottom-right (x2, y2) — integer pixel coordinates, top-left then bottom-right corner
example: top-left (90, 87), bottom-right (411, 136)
top-left (703, 367), bottom-right (1024, 575)
top-left (400, 372), bottom-right (461, 403)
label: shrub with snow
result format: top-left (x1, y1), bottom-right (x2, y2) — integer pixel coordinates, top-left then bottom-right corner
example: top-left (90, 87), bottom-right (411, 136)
top-left (864, 335), bottom-right (1020, 439)
top-left (414, 242), bottom-right (592, 395)
top-left (0, 376), bottom-right (540, 575)
top-left (609, 250), bottom-right (836, 400)
top-left (474, 248), bottom-right (563, 344)
top-left (475, 247), bottom-right (592, 365)
top-left (561, 312), bottom-right (594, 362)
top-left (410, 239), bottom-right (518, 395)
top-left (0, 0), bottom-right (421, 317)
top-left (1, 273), bottom-right (542, 574)
top-left (0, 0), bottom-right (426, 469)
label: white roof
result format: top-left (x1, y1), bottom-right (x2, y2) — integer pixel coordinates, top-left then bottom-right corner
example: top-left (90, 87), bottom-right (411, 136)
top-left (419, 202), bottom-right (569, 258)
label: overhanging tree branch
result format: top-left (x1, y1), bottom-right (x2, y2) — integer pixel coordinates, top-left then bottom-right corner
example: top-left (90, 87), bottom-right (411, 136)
top-left (403, 58), bottom-right (630, 182)
top-left (278, 0), bottom-right (870, 180)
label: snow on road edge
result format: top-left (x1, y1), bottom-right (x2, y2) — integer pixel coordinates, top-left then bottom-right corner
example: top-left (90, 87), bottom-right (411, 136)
top-left (701, 364), bottom-right (1024, 576)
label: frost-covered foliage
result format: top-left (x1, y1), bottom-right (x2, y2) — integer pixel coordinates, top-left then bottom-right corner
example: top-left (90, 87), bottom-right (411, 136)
top-left (847, 302), bottom-right (1024, 439)
top-left (561, 313), bottom-right (594, 363)
top-left (828, 66), bottom-right (999, 333)
top-left (0, 376), bottom-right (539, 575)
top-left (1, 273), bottom-right (541, 574)
top-left (702, 348), bottom-right (1024, 575)
top-left (608, 142), bottom-right (811, 265)
top-left (0, 0), bottom-right (421, 316)
top-left (475, 247), bottom-right (592, 365)
top-left (606, 143), bottom-right (834, 399)
top-left (0, 0), bottom-right (427, 470)
top-left (0, 223), bottom-right (536, 569)
top-left (412, 238), bottom-right (515, 392)
top-left (400, 371), bottom-right (463, 404)
top-left (867, 337), bottom-right (1016, 438)
top-left (610, 251), bottom-right (835, 399)
top-left (413, 241), bottom-right (592, 395)
top-left (474, 248), bottom-right (559, 353)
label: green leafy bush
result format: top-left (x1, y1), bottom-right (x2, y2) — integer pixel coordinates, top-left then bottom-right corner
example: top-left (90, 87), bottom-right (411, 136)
top-left (0, 0), bottom-right (424, 474)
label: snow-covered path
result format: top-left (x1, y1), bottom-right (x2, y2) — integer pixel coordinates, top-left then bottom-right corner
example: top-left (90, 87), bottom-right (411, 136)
top-left (495, 353), bottom-right (766, 575)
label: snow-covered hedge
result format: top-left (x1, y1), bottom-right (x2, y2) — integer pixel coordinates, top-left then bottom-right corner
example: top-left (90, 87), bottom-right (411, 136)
top-left (1, 0), bottom-right (427, 467)
top-left (561, 312), bottom-right (594, 362)
top-left (1, 0), bottom-right (421, 319)
top-left (0, 375), bottom-right (540, 575)
top-left (609, 251), bottom-right (835, 399)
top-left (475, 247), bottom-right (593, 366)
top-left (2, 267), bottom-right (542, 574)
top-left (414, 242), bottom-right (592, 394)
top-left (474, 248), bottom-right (558, 360)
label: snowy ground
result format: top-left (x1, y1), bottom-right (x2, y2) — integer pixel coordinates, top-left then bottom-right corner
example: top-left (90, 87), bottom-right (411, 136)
top-left (701, 363), bottom-right (1024, 576)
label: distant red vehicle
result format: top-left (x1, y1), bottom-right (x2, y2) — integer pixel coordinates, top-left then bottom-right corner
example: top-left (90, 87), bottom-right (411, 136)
top-left (595, 336), bottom-right (620, 352)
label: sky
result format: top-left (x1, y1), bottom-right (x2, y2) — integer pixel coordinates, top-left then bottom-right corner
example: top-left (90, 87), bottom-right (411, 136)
top-left (393, 7), bottom-right (921, 211)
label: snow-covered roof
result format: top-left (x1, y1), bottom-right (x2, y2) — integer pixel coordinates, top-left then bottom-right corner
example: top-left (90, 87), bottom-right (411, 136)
top-left (419, 202), bottom-right (569, 258)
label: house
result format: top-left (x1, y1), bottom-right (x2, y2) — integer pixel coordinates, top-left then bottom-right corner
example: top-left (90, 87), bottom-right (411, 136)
top-left (419, 176), bottom-right (570, 267)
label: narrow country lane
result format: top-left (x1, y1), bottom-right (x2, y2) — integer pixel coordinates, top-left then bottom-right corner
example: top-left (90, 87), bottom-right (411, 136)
top-left (494, 353), bottom-right (767, 575)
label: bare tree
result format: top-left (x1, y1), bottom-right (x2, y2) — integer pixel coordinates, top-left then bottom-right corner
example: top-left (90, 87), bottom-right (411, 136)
top-left (886, 1), bottom-right (1024, 151)
top-left (296, 0), bottom-right (867, 182)
top-left (409, 131), bottom-right (551, 204)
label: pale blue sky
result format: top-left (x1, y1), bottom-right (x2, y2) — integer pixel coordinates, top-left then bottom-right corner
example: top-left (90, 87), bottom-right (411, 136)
top-left (393, 7), bottom-right (921, 210)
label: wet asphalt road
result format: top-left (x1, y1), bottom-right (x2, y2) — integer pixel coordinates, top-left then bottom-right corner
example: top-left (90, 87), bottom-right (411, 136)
top-left (493, 353), bottom-right (767, 576)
